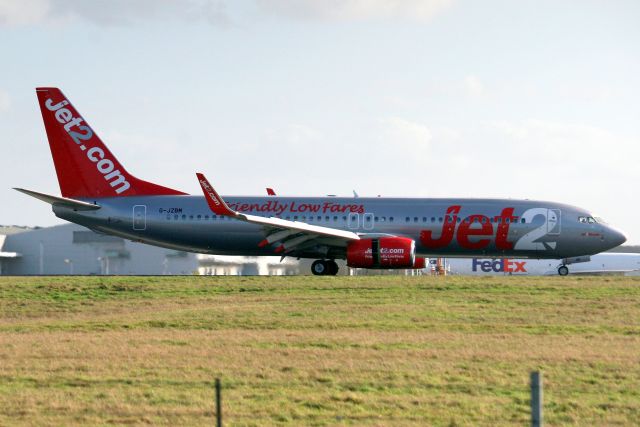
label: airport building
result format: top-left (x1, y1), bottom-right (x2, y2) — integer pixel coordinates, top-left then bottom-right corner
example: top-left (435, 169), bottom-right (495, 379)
top-left (0, 224), bottom-right (299, 276)
top-left (0, 224), bottom-right (198, 275)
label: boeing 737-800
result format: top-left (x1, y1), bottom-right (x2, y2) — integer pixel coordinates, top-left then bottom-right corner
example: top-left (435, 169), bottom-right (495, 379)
top-left (16, 88), bottom-right (627, 275)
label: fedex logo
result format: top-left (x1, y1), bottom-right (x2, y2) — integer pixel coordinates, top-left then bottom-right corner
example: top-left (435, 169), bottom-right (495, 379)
top-left (472, 258), bottom-right (527, 273)
top-left (45, 98), bottom-right (130, 194)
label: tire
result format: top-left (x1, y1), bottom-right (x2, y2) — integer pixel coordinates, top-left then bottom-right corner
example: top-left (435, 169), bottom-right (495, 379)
top-left (558, 265), bottom-right (569, 276)
top-left (311, 260), bottom-right (326, 276)
top-left (326, 260), bottom-right (339, 276)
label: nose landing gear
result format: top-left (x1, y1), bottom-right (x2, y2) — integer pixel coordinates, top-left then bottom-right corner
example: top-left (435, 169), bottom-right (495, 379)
top-left (557, 265), bottom-right (569, 276)
top-left (311, 260), bottom-right (339, 276)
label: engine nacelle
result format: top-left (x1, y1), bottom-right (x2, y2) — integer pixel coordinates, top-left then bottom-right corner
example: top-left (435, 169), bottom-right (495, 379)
top-left (347, 237), bottom-right (423, 269)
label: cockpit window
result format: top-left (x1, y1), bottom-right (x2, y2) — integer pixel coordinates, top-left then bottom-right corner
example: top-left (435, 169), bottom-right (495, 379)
top-left (579, 216), bottom-right (597, 224)
top-left (594, 216), bottom-right (607, 224)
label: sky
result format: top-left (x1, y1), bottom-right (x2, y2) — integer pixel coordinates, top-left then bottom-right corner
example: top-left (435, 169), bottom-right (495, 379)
top-left (0, 0), bottom-right (638, 243)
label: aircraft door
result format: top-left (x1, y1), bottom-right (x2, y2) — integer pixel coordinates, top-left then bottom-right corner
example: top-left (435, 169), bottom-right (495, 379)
top-left (363, 213), bottom-right (374, 230)
top-left (133, 205), bottom-right (147, 231)
top-left (547, 209), bottom-right (561, 235)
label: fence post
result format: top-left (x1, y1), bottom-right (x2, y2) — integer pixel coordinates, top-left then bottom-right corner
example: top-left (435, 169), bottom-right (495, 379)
top-left (530, 371), bottom-right (543, 427)
top-left (215, 378), bottom-right (222, 427)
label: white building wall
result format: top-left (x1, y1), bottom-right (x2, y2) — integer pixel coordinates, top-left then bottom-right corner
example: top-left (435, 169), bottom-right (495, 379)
top-left (1, 224), bottom-right (199, 275)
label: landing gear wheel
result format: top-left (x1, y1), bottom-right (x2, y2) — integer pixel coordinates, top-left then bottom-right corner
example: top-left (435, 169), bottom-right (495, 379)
top-left (311, 260), bottom-right (339, 276)
top-left (326, 260), bottom-right (339, 276)
top-left (311, 260), bottom-right (327, 276)
top-left (558, 265), bottom-right (569, 276)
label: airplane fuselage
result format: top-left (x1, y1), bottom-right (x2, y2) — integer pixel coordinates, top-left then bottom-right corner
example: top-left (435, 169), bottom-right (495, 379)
top-left (53, 195), bottom-right (623, 260)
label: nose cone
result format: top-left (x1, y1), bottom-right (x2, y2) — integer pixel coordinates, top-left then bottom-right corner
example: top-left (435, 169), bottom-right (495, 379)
top-left (607, 226), bottom-right (627, 249)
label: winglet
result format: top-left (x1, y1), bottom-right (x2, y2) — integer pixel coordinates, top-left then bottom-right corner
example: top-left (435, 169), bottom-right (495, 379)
top-left (196, 173), bottom-right (237, 217)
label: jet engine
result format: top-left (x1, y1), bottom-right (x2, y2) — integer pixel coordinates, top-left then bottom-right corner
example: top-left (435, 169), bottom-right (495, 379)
top-left (347, 237), bottom-right (425, 269)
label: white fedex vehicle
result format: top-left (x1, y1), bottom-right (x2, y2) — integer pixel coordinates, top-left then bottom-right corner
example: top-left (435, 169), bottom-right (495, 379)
top-left (443, 253), bottom-right (640, 276)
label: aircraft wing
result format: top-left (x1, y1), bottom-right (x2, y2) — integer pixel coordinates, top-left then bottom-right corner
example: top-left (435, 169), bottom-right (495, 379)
top-left (196, 173), bottom-right (361, 253)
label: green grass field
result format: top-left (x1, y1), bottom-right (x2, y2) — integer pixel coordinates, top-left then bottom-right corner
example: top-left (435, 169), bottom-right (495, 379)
top-left (0, 275), bottom-right (639, 426)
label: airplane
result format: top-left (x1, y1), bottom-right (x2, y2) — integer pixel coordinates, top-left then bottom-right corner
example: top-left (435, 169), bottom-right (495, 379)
top-left (15, 88), bottom-right (627, 276)
top-left (441, 253), bottom-right (640, 276)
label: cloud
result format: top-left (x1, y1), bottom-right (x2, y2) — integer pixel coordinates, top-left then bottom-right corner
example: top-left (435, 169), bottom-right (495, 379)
top-left (0, 89), bottom-right (11, 112)
top-left (0, 0), bottom-right (230, 27)
top-left (463, 75), bottom-right (485, 97)
top-left (483, 119), bottom-right (639, 177)
top-left (381, 117), bottom-right (432, 150)
top-left (265, 124), bottom-right (323, 149)
top-left (0, 0), bottom-right (453, 27)
top-left (256, 0), bottom-right (454, 22)
top-left (0, 0), bottom-right (49, 26)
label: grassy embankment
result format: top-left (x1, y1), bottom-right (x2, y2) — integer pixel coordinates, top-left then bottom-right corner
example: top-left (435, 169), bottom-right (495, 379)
top-left (0, 275), bottom-right (639, 426)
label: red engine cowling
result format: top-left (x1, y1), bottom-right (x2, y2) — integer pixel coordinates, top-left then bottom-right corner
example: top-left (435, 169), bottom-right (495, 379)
top-left (347, 237), bottom-right (423, 269)
top-left (413, 257), bottom-right (427, 269)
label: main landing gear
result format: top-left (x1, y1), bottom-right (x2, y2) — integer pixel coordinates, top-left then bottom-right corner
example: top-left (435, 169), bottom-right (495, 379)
top-left (311, 260), bottom-right (339, 276)
top-left (557, 265), bottom-right (569, 276)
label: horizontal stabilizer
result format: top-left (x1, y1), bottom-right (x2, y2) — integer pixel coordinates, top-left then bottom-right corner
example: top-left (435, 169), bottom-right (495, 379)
top-left (14, 188), bottom-right (101, 211)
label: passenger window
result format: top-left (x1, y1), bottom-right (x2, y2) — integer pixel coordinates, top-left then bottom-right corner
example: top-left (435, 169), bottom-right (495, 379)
top-left (333, 216), bottom-right (338, 221)
top-left (431, 217), bottom-right (435, 222)
top-left (182, 215), bottom-right (186, 220)
top-left (390, 217), bottom-right (394, 222)
top-left (174, 214), bottom-right (178, 220)
top-left (166, 215), bottom-right (170, 220)
top-left (521, 218), bottom-right (526, 223)
top-left (197, 215), bottom-right (201, 220)
top-left (439, 217), bottom-right (443, 222)
top-left (414, 217), bottom-right (418, 223)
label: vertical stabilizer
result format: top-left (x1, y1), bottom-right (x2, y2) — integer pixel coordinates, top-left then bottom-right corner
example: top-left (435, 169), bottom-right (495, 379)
top-left (36, 87), bottom-right (185, 198)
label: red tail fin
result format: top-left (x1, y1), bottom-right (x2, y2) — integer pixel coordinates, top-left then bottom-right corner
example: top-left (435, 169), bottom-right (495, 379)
top-left (36, 87), bottom-right (186, 198)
